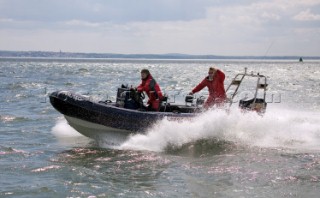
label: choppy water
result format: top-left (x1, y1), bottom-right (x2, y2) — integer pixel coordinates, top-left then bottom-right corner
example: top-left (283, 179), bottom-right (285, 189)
top-left (1, 58), bottom-right (320, 197)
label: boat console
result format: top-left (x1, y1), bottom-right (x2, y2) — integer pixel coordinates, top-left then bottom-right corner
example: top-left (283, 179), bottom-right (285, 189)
top-left (115, 85), bottom-right (203, 113)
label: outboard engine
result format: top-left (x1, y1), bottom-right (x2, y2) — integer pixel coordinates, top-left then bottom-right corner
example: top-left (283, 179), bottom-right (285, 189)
top-left (116, 85), bottom-right (143, 109)
top-left (116, 86), bottom-right (128, 108)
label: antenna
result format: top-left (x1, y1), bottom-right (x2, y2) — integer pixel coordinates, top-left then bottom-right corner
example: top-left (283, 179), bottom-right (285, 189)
top-left (264, 40), bottom-right (276, 58)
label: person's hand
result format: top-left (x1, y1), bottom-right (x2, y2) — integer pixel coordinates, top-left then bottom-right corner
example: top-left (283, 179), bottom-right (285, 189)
top-left (130, 87), bottom-right (137, 91)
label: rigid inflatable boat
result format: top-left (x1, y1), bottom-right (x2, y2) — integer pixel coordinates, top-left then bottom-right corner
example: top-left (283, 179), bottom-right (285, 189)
top-left (49, 68), bottom-right (268, 139)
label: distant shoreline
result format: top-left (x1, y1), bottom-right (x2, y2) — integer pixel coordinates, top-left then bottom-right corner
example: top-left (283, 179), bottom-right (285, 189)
top-left (0, 50), bottom-right (319, 60)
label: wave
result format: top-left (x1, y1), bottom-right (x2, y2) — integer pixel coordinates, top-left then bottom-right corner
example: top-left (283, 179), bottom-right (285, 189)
top-left (119, 107), bottom-right (320, 153)
top-left (0, 145), bottom-right (28, 156)
top-left (51, 118), bottom-right (93, 147)
top-left (51, 118), bottom-right (82, 137)
top-left (0, 115), bottom-right (29, 123)
top-left (50, 107), bottom-right (320, 153)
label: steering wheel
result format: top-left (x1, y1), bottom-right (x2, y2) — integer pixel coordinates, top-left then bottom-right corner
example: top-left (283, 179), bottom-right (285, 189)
top-left (130, 88), bottom-right (145, 102)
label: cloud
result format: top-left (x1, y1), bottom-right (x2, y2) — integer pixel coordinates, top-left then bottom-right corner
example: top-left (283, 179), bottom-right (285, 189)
top-left (0, 0), bottom-right (215, 23)
top-left (294, 9), bottom-right (320, 21)
top-left (63, 20), bottom-right (102, 28)
top-left (0, 0), bottom-right (319, 56)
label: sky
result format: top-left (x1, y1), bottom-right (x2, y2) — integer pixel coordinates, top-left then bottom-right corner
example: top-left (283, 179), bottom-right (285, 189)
top-left (0, 0), bottom-right (319, 56)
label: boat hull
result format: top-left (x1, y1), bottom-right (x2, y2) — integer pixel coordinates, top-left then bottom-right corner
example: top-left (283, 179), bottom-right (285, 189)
top-left (49, 91), bottom-right (196, 138)
top-left (64, 115), bottom-right (131, 144)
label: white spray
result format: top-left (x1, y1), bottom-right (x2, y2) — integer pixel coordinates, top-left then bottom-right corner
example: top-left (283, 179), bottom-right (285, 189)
top-left (120, 107), bottom-right (320, 152)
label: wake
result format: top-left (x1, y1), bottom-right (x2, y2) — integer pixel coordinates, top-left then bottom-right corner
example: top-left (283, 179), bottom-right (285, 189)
top-left (50, 108), bottom-right (320, 152)
top-left (119, 106), bottom-right (320, 152)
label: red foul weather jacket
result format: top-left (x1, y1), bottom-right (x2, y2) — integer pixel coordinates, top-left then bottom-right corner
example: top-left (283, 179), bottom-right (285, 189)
top-left (191, 69), bottom-right (226, 108)
top-left (137, 74), bottom-right (163, 110)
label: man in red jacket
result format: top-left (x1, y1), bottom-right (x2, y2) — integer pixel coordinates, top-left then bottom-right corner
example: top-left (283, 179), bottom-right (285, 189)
top-left (189, 67), bottom-right (226, 109)
top-left (137, 69), bottom-right (163, 111)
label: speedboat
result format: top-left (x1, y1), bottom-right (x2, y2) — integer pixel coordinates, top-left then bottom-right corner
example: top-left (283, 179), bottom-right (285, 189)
top-left (49, 88), bottom-right (200, 139)
top-left (49, 68), bottom-right (268, 139)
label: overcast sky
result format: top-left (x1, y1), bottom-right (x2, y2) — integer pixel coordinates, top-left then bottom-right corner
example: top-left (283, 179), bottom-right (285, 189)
top-left (0, 0), bottom-right (319, 56)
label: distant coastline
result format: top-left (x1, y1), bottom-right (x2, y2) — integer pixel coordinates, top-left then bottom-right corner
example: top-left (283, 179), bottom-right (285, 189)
top-left (0, 50), bottom-right (319, 60)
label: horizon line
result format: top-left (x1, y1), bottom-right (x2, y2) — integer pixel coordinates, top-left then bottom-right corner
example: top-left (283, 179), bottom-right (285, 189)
top-left (0, 50), bottom-right (319, 59)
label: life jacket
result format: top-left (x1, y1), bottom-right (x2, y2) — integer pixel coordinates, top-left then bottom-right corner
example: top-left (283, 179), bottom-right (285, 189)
top-left (137, 74), bottom-right (163, 109)
top-left (192, 70), bottom-right (226, 105)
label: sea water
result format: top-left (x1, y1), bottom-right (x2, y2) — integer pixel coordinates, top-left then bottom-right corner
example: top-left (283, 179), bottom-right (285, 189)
top-left (1, 58), bottom-right (320, 197)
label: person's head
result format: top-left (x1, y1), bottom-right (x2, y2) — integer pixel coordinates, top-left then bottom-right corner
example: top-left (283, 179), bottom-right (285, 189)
top-left (208, 67), bottom-right (217, 77)
top-left (141, 69), bottom-right (150, 80)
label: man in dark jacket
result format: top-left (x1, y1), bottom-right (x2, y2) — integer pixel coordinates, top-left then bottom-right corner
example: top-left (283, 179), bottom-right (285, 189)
top-left (189, 67), bottom-right (226, 108)
top-left (137, 69), bottom-right (163, 111)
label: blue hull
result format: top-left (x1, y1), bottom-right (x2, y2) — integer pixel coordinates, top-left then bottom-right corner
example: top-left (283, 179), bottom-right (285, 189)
top-left (49, 91), bottom-right (198, 136)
